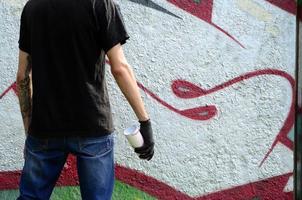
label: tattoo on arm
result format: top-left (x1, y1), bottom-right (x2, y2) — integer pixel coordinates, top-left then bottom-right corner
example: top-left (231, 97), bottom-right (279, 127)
top-left (17, 55), bottom-right (32, 134)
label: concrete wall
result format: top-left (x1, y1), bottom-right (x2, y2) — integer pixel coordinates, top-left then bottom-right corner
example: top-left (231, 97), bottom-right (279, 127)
top-left (0, 0), bottom-right (297, 199)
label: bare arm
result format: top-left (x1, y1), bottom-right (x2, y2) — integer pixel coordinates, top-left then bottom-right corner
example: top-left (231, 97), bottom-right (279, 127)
top-left (107, 44), bottom-right (149, 121)
top-left (16, 50), bottom-right (32, 136)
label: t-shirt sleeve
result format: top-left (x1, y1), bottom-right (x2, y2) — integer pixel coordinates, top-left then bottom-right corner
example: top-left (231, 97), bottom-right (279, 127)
top-left (18, 5), bottom-right (31, 53)
top-left (95, 1), bottom-right (130, 53)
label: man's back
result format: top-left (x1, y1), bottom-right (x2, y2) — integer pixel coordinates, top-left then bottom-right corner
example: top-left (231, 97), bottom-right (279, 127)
top-left (20, 0), bottom-right (123, 137)
top-left (16, 1), bottom-right (154, 199)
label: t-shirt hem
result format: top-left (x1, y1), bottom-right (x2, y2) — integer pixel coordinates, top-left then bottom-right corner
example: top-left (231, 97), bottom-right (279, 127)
top-left (19, 44), bottom-right (30, 54)
top-left (28, 128), bottom-right (115, 139)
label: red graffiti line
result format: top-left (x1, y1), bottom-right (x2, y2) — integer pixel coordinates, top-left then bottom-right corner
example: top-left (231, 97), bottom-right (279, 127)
top-left (167, 0), bottom-right (244, 48)
top-left (0, 82), bottom-right (17, 99)
top-left (138, 69), bottom-right (295, 166)
top-left (0, 155), bottom-right (293, 199)
top-left (138, 82), bottom-right (217, 121)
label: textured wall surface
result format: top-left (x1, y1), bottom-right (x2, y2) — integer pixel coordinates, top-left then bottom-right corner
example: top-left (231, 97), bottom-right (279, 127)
top-left (0, 0), bottom-right (297, 199)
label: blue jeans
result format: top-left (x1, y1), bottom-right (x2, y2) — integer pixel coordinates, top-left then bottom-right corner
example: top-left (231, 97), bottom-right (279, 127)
top-left (17, 133), bottom-right (115, 200)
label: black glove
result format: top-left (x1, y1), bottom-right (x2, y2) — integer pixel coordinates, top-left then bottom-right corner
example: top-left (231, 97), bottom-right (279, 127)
top-left (134, 119), bottom-right (154, 161)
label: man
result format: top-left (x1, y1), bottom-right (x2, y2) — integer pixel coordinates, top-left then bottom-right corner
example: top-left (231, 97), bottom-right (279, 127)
top-left (16, 0), bottom-right (155, 199)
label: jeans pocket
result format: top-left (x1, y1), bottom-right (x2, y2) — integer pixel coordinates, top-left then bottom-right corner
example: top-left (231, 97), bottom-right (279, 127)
top-left (79, 134), bottom-right (114, 157)
top-left (26, 135), bottom-right (48, 153)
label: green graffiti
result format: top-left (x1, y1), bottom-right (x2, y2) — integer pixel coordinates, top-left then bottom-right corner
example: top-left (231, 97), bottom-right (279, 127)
top-left (0, 181), bottom-right (156, 200)
top-left (193, 0), bottom-right (201, 3)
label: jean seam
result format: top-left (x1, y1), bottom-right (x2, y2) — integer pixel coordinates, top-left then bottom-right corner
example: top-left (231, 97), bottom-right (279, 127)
top-left (80, 138), bottom-right (111, 157)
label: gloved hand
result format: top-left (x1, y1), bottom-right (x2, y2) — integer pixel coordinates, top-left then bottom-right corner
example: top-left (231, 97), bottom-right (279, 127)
top-left (134, 119), bottom-right (154, 161)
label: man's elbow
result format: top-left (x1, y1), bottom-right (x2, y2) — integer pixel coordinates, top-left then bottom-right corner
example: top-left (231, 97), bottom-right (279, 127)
top-left (110, 62), bottom-right (131, 78)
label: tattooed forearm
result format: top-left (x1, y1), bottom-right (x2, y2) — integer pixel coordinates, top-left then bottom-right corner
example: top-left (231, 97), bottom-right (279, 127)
top-left (17, 55), bottom-right (32, 135)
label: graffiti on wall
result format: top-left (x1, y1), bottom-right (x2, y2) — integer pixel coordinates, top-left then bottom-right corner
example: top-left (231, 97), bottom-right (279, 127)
top-left (0, 0), bottom-right (297, 199)
top-left (0, 74), bottom-right (295, 199)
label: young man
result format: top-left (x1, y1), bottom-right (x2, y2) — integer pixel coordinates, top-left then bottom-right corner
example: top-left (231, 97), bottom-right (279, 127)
top-left (16, 0), bottom-right (155, 199)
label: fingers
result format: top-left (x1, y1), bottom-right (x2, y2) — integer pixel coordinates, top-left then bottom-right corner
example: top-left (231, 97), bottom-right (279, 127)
top-left (139, 150), bottom-right (154, 161)
top-left (134, 143), bottom-right (154, 161)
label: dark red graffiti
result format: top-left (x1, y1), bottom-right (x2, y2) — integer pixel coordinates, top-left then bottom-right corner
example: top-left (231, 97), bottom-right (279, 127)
top-left (0, 155), bottom-right (293, 199)
top-left (171, 70), bottom-right (295, 99)
top-left (167, 0), bottom-right (244, 48)
top-left (0, 82), bottom-right (17, 99)
top-left (56, 155), bottom-right (79, 186)
top-left (0, 171), bottom-right (21, 190)
top-left (168, 0), bottom-right (213, 22)
top-left (266, 0), bottom-right (297, 15)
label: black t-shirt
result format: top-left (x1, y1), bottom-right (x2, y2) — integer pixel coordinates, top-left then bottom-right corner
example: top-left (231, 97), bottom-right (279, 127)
top-left (19, 0), bottom-right (129, 138)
